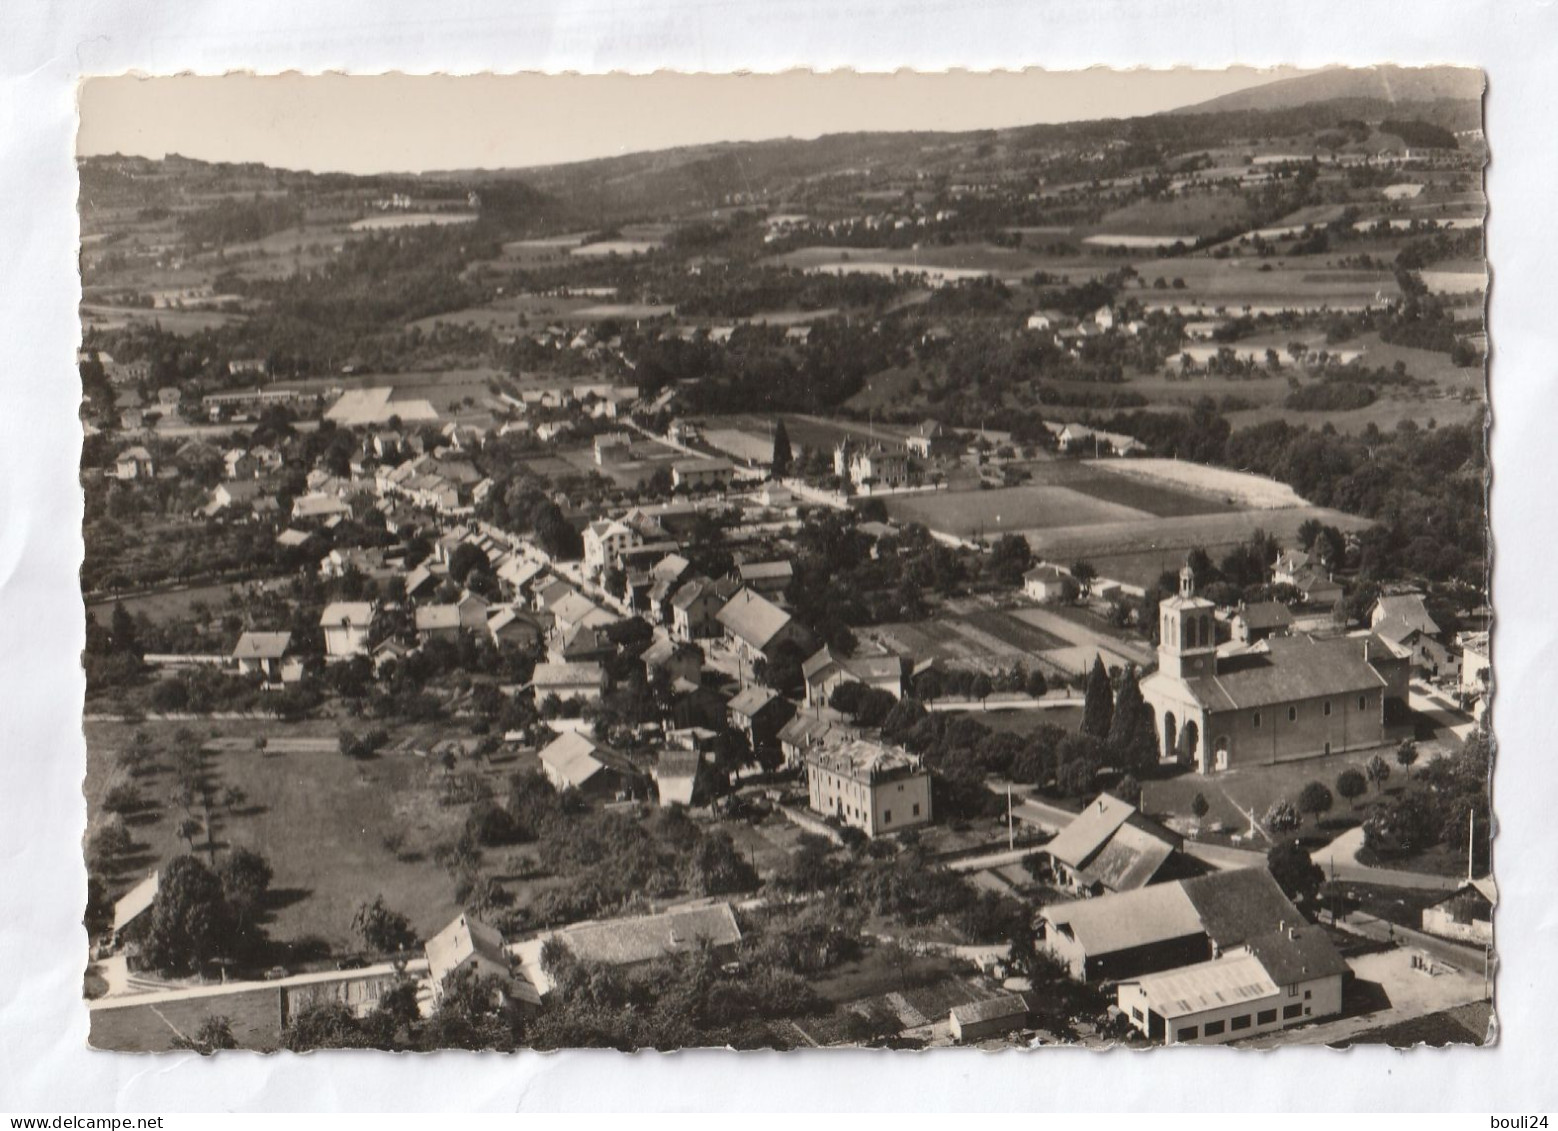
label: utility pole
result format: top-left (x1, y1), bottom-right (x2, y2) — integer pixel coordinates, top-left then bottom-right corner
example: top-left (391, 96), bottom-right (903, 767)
top-left (1007, 783), bottom-right (1015, 851)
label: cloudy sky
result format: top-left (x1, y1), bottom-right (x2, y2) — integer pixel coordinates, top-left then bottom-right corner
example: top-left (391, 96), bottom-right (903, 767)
top-left (77, 68), bottom-right (1304, 175)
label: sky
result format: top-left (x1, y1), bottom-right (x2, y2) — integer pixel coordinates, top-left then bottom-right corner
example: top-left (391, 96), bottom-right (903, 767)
top-left (76, 69), bottom-right (1307, 175)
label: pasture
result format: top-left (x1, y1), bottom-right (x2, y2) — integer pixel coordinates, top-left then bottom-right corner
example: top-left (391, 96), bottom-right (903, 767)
top-left (881, 484), bottom-right (1153, 538)
top-left (1127, 257), bottom-right (1401, 312)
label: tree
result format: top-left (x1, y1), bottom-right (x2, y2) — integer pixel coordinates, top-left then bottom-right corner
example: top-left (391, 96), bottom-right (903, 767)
top-left (1191, 792), bottom-right (1210, 822)
top-left (134, 855), bottom-right (233, 975)
top-left (1366, 754), bottom-right (1392, 793)
top-left (1113, 774), bottom-right (1142, 807)
top-left (352, 895), bottom-right (418, 955)
top-left (1266, 842), bottom-right (1325, 907)
top-left (1335, 768), bottom-right (1368, 809)
top-left (683, 831), bottom-right (759, 897)
top-left (969, 673), bottom-right (994, 705)
top-left (173, 1014), bottom-right (238, 1055)
top-left (1025, 668), bottom-right (1048, 699)
top-left (1395, 739), bottom-right (1419, 776)
top-left (1265, 799), bottom-right (1302, 837)
top-left (176, 816), bottom-right (204, 852)
top-left (217, 847), bottom-right (273, 945)
top-left (1070, 561), bottom-right (1098, 597)
top-left (1297, 781), bottom-right (1334, 825)
top-left (770, 418), bottom-right (793, 478)
top-left (1081, 656), bottom-right (1113, 739)
top-left (1106, 665), bottom-right (1158, 774)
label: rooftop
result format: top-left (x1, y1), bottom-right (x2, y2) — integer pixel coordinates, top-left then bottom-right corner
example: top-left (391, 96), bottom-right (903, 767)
top-left (232, 631), bottom-right (291, 661)
top-left (716, 588), bottom-right (793, 650)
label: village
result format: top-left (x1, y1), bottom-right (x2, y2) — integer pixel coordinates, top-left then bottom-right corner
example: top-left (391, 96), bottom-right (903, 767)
top-left (76, 68), bottom-right (1493, 1053)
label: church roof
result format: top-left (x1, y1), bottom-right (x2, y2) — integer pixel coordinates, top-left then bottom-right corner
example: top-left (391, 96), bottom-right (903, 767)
top-left (1176, 633), bottom-right (1390, 712)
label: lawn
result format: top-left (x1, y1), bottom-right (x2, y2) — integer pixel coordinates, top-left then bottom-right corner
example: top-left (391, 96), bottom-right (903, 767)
top-left (882, 484), bottom-right (1153, 538)
top-left (1142, 749), bottom-right (1408, 846)
top-left (86, 719), bottom-right (480, 958)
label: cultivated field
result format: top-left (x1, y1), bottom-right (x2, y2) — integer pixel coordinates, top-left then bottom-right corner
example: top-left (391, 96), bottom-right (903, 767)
top-left (867, 609), bottom-right (1070, 672)
top-left (881, 485), bottom-right (1153, 538)
top-left (1091, 459), bottom-right (1305, 509)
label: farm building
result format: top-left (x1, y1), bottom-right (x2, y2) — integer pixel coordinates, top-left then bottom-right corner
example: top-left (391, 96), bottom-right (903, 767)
top-left (671, 458), bottom-right (735, 490)
top-left (804, 737), bottom-right (931, 837)
top-left (537, 731), bottom-right (641, 799)
top-left (531, 661), bottom-right (606, 703)
top-left (1421, 878), bottom-right (1496, 945)
top-left (1040, 867), bottom-right (1333, 987)
top-left (1117, 922), bottom-right (1348, 1047)
top-left (949, 993), bottom-right (1030, 1044)
top-left (1042, 794), bottom-right (1185, 896)
top-left (425, 913), bottom-right (539, 1010)
top-left (737, 559), bottom-right (795, 594)
top-left (512, 903), bottom-right (743, 998)
top-left (1141, 566), bottom-right (1408, 773)
top-left (1230, 601), bottom-right (1295, 644)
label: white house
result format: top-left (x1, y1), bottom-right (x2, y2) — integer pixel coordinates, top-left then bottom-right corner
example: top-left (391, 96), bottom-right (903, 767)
top-left (320, 602), bottom-right (376, 660)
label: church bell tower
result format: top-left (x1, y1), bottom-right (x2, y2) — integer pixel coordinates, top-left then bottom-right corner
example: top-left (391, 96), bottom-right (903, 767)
top-left (1158, 563), bottom-right (1218, 679)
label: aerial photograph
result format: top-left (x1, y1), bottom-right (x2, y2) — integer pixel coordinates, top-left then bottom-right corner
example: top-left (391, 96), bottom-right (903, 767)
top-left (74, 66), bottom-right (1493, 1053)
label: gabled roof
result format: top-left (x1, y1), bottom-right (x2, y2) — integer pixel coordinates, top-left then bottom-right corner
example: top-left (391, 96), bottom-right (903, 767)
top-left (1024, 564), bottom-right (1070, 584)
top-left (951, 992), bottom-right (1029, 1026)
top-left (551, 903), bottom-right (741, 968)
top-left (550, 591), bottom-right (614, 629)
top-left (532, 661), bottom-right (604, 690)
top-left (489, 607), bottom-right (541, 636)
top-left (715, 588), bottom-right (793, 650)
top-left (1180, 868), bottom-right (1308, 952)
top-left (538, 730), bottom-right (631, 788)
top-left (1042, 881), bottom-right (1204, 955)
top-left (1127, 952), bottom-right (1276, 1021)
top-left (1045, 794), bottom-right (1182, 892)
top-left (1242, 922), bottom-right (1351, 986)
top-left (803, 645), bottom-right (841, 682)
top-left (738, 560), bottom-right (794, 583)
top-left (1373, 593), bottom-right (1440, 637)
top-left (728, 685), bottom-right (780, 718)
top-left (425, 912), bottom-right (510, 987)
top-left (1179, 633), bottom-right (1389, 712)
top-left (320, 601), bottom-right (375, 628)
top-left (112, 872), bottom-right (159, 933)
top-left (232, 631), bottom-right (291, 661)
top-left (415, 605), bottom-right (465, 631)
top-left (1236, 601), bottom-right (1295, 631)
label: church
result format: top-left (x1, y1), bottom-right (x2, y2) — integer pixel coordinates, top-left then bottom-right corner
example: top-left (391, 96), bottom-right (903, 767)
top-left (1140, 566), bottom-right (1410, 774)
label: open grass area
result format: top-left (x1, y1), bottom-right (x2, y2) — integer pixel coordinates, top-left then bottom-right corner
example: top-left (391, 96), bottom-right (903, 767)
top-left (1092, 191), bottom-right (1256, 239)
top-left (86, 719), bottom-right (482, 956)
top-left (867, 610), bottom-right (1069, 671)
top-left (882, 484), bottom-right (1153, 538)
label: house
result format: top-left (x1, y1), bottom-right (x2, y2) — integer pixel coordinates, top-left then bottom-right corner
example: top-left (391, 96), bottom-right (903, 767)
top-left (415, 593), bottom-right (488, 641)
top-left (1092, 304), bottom-right (1115, 330)
top-left (1231, 601), bottom-right (1295, 644)
top-left (512, 903), bottom-right (743, 997)
top-left (232, 631), bottom-right (293, 682)
top-left (737, 559), bottom-right (795, 594)
top-left (488, 607), bottom-right (544, 651)
top-left (716, 588), bottom-right (808, 667)
top-left (654, 748), bottom-right (707, 807)
top-left (949, 993), bottom-right (1030, 1044)
top-left (642, 634), bottom-right (703, 688)
top-left (114, 446), bottom-right (155, 480)
top-left (834, 439), bottom-right (908, 491)
top-left (111, 871), bottom-right (159, 947)
top-left (1271, 549), bottom-right (1312, 588)
top-left (495, 555), bottom-right (546, 598)
top-left (549, 623), bottom-right (616, 666)
top-left (778, 713), bottom-right (857, 769)
top-left (583, 518), bottom-right (642, 574)
top-left (1023, 564), bottom-right (1077, 604)
top-left (1056, 424), bottom-right (1094, 455)
top-left (1041, 866), bottom-right (1330, 985)
top-left (1117, 923), bottom-right (1349, 1046)
top-left (802, 645), bottom-right (904, 707)
top-left (593, 432), bottom-right (634, 464)
top-left (903, 419), bottom-right (946, 458)
top-left (804, 738), bottom-right (932, 837)
top-left (726, 685), bottom-right (795, 756)
top-left (319, 602), bottom-right (376, 660)
top-left (424, 913), bottom-right (539, 1009)
top-left (1370, 592), bottom-right (1449, 674)
top-left (1140, 565), bottom-right (1407, 773)
top-left (222, 449), bottom-right (257, 480)
top-left (1459, 632), bottom-right (1491, 700)
top-left (1042, 794), bottom-right (1185, 896)
top-left (531, 661), bottom-right (606, 703)
top-left (537, 731), bottom-right (641, 798)
top-left (204, 482), bottom-right (264, 518)
top-left (672, 458), bottom-right (735, 491)
top-left (670, 576), bottom-right (733, 642)
top-left (548, 591), bottom-right (617, 639)
top-left (291, 493), bottom-right (354, 523)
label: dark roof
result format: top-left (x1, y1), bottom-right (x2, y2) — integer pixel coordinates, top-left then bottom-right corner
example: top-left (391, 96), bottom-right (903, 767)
top-left (1243, 923), bottom-right (1350, 986)
top-left (1045, 794), bottom-right (1182, 894)
top-left (728, 685), bottom-right (781, 717)
top-left (1183, 633), bottom-right (1389, 712)
top-left (1181, 868), bottom-right (1306, 951)
top-left (1237, 601), bottom-right (1294, 631)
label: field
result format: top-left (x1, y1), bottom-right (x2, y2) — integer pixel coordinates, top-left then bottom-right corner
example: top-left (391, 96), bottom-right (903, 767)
top-left (765, 243), bottom-right (1059, 282)
top-left (866, 609), bottom-right (1069, 671)
top-left (1126, 257), bottom-right (1401, 313)
top-left (81, 303), bottom-right (244, 335)
top-left (86, 578), bottom-right (274, 624)
top-left (882, 484), bottom-right (1153, 538)
top-left (85, 719), bottom-right (504, 955)
top-left (699, 412), bottom-right (910, 461)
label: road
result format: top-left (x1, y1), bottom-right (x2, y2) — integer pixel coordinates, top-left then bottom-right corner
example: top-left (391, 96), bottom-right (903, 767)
top-left (1409, 680), bottom-right (1477, 741)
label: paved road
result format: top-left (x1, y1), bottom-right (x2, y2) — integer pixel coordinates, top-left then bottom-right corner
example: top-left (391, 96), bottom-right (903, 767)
top-left (1314, 826), bottom-right (1464, 892)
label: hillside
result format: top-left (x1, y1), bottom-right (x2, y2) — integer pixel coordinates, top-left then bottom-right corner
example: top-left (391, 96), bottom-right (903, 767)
top-left (1172, 65), bottom-right (1484, 115)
